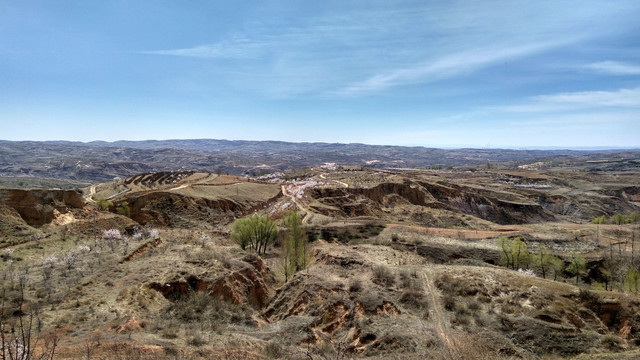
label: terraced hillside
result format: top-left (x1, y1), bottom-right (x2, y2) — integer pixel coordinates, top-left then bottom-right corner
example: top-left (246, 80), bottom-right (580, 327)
top-left (91, 172), bottom-right (282, 228)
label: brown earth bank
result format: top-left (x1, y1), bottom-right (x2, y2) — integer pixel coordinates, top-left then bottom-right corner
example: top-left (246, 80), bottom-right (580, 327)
top-left (0, 188), bottom-right (84, 226)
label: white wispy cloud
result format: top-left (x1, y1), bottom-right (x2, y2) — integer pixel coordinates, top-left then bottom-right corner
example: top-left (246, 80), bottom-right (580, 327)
top-left (136, 18), bottom-right (368, 60)
top-left (138, 36), bottom-right (266, 59)
top-left (134, 2), bottom-right (639, 99)
top-left (495, 87), bottom-right (640, 113)
top-left (534, 87), bottom-right (640, 107)
top-left (334, 40), bottom-right (576, 96)
top-left (586, 61), bottom-right (640, 75)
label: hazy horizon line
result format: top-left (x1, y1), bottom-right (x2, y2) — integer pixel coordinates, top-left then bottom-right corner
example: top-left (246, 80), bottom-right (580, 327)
top-left (1, 138), bottom-right (638, 152)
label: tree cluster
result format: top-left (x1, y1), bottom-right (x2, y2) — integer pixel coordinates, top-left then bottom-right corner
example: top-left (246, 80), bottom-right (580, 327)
top-left (600, 226), bottom-right (640, 293)
top-left (281, 211), bottom-right (309, 282)
top-left (592, 211), bottom-right (640, 225)
top-left (94, 196), bottom-right (113, 211)
top-left (498, 236), bottom-right (566, 281)
top-left (230, 211), bottom-right (310, 282)
top-left (230, 215), bottom-right (278, 255)
top-left (499, 237), bottom-right (531, 270)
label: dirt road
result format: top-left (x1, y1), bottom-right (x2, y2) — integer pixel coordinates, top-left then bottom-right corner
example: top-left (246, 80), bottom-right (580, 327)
top-left (281, 184), bottom-right (313, 223)
top-left (319, 173), bottom-right (349, 188)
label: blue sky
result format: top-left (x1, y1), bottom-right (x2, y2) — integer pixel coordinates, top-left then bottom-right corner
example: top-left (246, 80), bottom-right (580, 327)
top-left (1, 1), bottom-right (639, 148)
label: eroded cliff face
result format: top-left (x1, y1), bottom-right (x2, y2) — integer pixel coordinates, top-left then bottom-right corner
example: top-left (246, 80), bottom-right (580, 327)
top-left (417, 181), bottom-right (553, 224)
top-left (0, 189), bottom-right (84, 226)
top-left (309, 180), bottom-right (553, 225)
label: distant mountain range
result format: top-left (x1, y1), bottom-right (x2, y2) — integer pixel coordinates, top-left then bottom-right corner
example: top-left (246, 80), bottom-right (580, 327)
top-left (1, 139), bottom-right (638, 182)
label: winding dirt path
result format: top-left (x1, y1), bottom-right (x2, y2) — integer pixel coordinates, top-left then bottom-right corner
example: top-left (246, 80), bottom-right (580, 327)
top-left (84, 184), bottom-right (97, 202)
top-left (319, 173), bottom-right (349, 188)
top-left (281, 184), bottom-right (313, 223)
top-left (168, 183), bottom-right (190, 191)
top-left (419, 268), bottom-right (453, 348)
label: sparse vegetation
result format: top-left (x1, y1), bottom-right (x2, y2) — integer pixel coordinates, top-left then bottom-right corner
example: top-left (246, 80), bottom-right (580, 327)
top-left (593, 211), bottom-right (640, 224)
top-left (0, 286), bottom-right (58, 360)
top-left (625, 267), bottom-right (640, 294)
top-left (592, 215), bottom-right (608, 224)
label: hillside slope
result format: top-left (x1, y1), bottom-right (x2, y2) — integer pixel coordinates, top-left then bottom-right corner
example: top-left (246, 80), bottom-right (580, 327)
top-left (1, 167), bottom-right (639, 359)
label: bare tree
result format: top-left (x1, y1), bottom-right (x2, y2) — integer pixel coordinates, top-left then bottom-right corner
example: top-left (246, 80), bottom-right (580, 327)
top-left (83, 333), bottom-right (101, 360)
top-left (1, 285), bottom-right (58, 360)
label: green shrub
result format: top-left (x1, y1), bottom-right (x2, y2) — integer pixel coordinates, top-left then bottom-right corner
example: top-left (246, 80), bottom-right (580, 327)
top-left (116, 201), bottom-right (131, 217)
top-left (231, 214), bottom-right (278, 255)
top-left (94, 196), bottom-right (113, 211)
top-left (611, 213), bottom-right (627, 225)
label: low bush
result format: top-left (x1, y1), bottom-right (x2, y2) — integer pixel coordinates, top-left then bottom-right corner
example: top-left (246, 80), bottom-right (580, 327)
top-left (398, 289), bottom-right (429, 309)
top-left (157, 290), bottom-right (252, 332)
top-left (452, 312), bottom-right (471, 326)
top-left (467, 300), bottom-right (481, 313)
top-left (186, 330), bottom-right (208, 347)
top-left (399, 268), bottom-right (421, 290)
top-left (372, 265), bottom-right (395, 287)
top-left (348, 278), bottom-right (363, 293)
top-left (159, 320), bottom-right (179, 339)
top-left (443, 294), bottom-right (457, 311)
